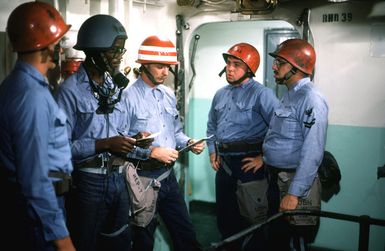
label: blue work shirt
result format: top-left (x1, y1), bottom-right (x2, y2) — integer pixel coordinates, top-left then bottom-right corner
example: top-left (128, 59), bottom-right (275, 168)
top-left (0, 61), bottom-right (73, 241)
top-left (55, 65), bottom-right (132, 163)
top-left (263, 77), bottom-right (329, 197)
top-left (124, 77), bottom-right (190, 160)
top-left (206, 78), bottom-right (279, 154)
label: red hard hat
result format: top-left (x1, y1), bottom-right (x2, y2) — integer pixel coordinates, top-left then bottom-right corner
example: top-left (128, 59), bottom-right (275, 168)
top-left (223, 43), bottom-right (260, 76)
top-left (269, 39), bottom-right (316, 75)
top-left (136, 36), bottom-right (178, 65)
top-left (61, 60), bottom-right (82, 79)
top-left (7, 2), bottom-right (71, 52)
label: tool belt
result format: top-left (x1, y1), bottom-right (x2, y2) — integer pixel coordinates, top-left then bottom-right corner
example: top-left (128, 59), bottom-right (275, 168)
top-left (74, 156), bottom-right (126, 169)
top-left (266, 165), bottom-right (296, 175)
top-left (217, 140), bottom-right (262, 153)
top-left (127, 158), bottom-right (166, 170)
top-left (49, 171), bottom-right (72, 196)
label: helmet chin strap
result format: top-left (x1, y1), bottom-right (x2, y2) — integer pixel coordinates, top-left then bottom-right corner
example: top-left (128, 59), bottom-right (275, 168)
top-left (100, 52), bottom-right (129, 89)
top-left (218, 66), bottom-right (252, 85)
top-left (88, 54), bottom-right (108, 75)
top-left (141, 65), bottom-right (161, 85)
top-left (228, 73), bottom-right (252, 85)
top-left (275, 67), bottom-right (297, 85)
top-left (52, 43), bottom-right (61, 65)
top-left (218, 67), bottom-right (226, 77)
top-left (100, 52), bottom-right (115, 75)
top-left (140, 65), bottom-right (176, 86)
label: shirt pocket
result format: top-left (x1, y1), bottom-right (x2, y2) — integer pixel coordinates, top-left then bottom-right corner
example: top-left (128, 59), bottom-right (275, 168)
top-left (53, 109), bottom-right (69, 148)
top-left (234, 103), bottom-right (253, 126)
top-left (272, 108), bottom-right (297, 136)
top-left (134, 111), bottom-right (151, 131)
top-left (110, 102), bottom-right (127, 129)
top-left (213, 102), bottom-right (226, 122)
top-left (214, 102), bottom-right (226, 113)
top-left (164, 106), bottom-right (179, 126)
top-left (77, 99), bottom-right (103, 128)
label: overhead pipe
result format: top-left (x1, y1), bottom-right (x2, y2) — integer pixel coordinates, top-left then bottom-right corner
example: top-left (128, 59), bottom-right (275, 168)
top-left (109, 0), bottom-right (125, 23)
top-left (188, 34), bottom-right (200, 91)
top-left (297, 8), bottom-right (311, 42)
top-left (175, 14), bottom-right (187, 198)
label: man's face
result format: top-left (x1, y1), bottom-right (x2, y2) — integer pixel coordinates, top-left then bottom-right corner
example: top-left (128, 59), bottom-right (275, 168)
top-left (145, 63), bottom-right (170, 86)
top-left (225, 56), bottom-right (248, 85)
top-left (45, 39), bottom-right (62, 70)
top-left (104, 38), bottom-right (126, 70)
top-left (272, 57), bottom-right (292, 85)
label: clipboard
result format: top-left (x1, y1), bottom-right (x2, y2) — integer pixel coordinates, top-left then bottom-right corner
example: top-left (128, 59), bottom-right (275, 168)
top-left (179, 135), bottom-right (214, 154)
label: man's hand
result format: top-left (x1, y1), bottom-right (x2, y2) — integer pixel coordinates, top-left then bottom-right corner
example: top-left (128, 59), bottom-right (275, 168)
top-left (53, 236), bottom-right (76, 251)
top-left (150, 147), bottom-right (179, 165)
top-left (280, 194), bottom-right (299, 222)
top-left (188, 139), bottom-right (205, 154)
top-left (209, 153), bottom-right (220, 171)
top-left (96, 135), bottom-right (136, 154)
top-left (280, 194), bottom-right (299, 211)
top-left (240, 155), bottom-right (263, 173)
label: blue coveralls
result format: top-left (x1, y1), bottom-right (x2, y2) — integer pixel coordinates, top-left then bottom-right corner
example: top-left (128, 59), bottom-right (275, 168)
top-left (207, 79), bottom-right (279, 250)
top-left (0, 61), bottom-right (73, 250)
top-left (56, 65), bottom-right (132, 251)
top-left (263, 77), bottom-right (329, 251)
top-left (124, 77), bottom-right (201, 251)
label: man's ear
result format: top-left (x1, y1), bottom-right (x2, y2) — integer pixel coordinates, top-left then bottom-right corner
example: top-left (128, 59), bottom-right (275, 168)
top-left (39, 47), bottom-right (51, 64)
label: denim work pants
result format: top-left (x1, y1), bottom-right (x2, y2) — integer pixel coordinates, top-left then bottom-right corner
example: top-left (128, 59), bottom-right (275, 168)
top-left (132, 168), bottom-right (202, 251)
top-left (66, 170), bottom-right (132, 251)
top-left (215, 153), bottom-right (267, 251)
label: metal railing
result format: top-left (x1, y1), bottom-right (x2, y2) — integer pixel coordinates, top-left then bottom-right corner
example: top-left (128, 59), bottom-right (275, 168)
top-left (207, 210), bottom-right (385, 251)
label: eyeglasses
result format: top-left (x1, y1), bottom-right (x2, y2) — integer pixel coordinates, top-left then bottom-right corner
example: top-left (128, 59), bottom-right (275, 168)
top-left (107, 47), bottom-right (127, 56)
top-left (273, 58), bottom-right (288, 68)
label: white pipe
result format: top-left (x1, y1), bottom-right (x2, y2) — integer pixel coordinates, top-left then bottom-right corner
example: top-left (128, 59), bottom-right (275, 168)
top-left (109, 0), bottom-right (125, 22)
top-left (125, 0), bottom-right (134, 77)
top-left (109, 0), bottom-right (128, 71)
top-left (53, 0), bottom-right (59, 9)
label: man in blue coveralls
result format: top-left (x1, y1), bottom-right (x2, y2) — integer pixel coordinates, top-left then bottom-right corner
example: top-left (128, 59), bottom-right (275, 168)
top-left (261, 38), bottom-right (329, 251)
top-left (124, 35), bottom-right (205, 251)
top-left (206, 42), bottom-right (279, 250)
top-left (0, 2), bottom-right (75, 250)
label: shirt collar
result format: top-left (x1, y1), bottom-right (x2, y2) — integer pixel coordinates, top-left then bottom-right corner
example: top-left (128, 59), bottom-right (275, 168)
top-left (290, 77), bottom-right (310, 92)
top-left (138, 77), bottom-right (165, 97)
top-left (15, 60), bottom-right (48, 87)
top-left (227, 78), bottom-right (253, 90)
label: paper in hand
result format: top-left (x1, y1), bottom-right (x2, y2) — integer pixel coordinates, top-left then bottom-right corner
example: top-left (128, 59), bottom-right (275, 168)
top-left (179, 135), bottom-right (214, 154)
top-left (136, 132), bottom-right (161, 143)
